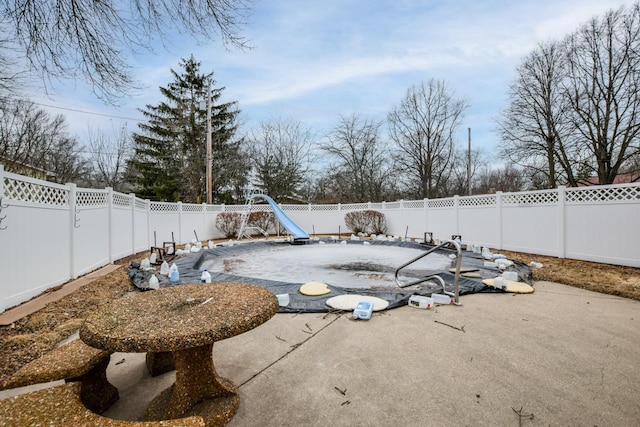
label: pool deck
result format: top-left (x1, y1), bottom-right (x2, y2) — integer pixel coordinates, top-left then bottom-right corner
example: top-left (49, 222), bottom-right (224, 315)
top-left (3, 280), bottom-right (639, 426)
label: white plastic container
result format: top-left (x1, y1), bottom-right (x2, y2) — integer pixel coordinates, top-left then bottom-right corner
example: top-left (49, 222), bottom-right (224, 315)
top-left (160, 261), bottom-right (170, 275)
top-left (276, 294), bottom-right (290, 306)
top-left (148, 274), bottom-right (159, 290)
top-left (140, 257), bottom-right (151, 270)
top-left (169, 263), bottom-right (180, 282)
top-left (493, 277), bottom-right (506, 290)
top-left (503, 271), bottom-right (518, 281)
top-left (431, 294), bottom-right (453, 304)
top-left (200, 270), bottom-right (212, 283)
top-left (353, 301), bottom-right (373, 320)
top-left (408, 295), bottom-right (434, 309)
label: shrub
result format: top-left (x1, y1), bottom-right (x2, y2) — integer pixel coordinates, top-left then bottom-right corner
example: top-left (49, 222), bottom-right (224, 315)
top-left (344, 210), bottom-right (387, 235)
top-left (344, 211), bottom-right (368, 234)
top-left (215, 212), bottom-right (242, 238)
top-left (367, 210), bottom-right (388, 235)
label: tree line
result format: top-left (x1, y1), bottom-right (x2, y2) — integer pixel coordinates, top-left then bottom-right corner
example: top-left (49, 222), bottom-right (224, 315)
top-left (1, 2), bottom-right (638, 204)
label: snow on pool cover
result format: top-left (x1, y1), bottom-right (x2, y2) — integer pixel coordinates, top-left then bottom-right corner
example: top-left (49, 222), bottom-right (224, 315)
top-left (198, 240), bottom-right (451, 289)
top-left (128, 239), bottom-right (532, 313)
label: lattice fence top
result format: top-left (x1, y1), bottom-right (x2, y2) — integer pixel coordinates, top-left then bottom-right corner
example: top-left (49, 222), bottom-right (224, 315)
top-left (76, 191), bottom-right (108, 207)
top-left (428, 198), bottom-right (454, 208)
top-left (112, 193), bottom-right (132, 207)
top-left (384, 202), bottom-right (401, 209)
top-left (340, 203), bottom-right (369, 211)
top-left (282, 204), bottom-right (308, 212)
top-left (149, 202), bottom-right (179, 212)
top-left (402, 200), bottom-right (425, 209)
top-left (4, 176), bottom-right (68, 206)
top-left (566, 185), bottom-right (640, 203)
top-left (181, 203), bottom-right (204, 213)
top-left (249, 205), bottom-right (271, 212)
top-left (503, 190), bottom-right (558, 206)
top-left (459, 195), bottom-right (496, 207)
top-left (310, 204), bottom-right (339, 211)
top-left (206, 205), bottom-right (223, 212)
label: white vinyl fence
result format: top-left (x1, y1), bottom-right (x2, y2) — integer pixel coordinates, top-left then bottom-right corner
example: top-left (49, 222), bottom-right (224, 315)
top-left (1, 164), bottom-right (639, 312)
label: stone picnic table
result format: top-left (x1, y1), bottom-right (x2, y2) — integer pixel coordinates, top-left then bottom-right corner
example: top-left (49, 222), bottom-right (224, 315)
top-left (80, 282), bottom-right (279, 426)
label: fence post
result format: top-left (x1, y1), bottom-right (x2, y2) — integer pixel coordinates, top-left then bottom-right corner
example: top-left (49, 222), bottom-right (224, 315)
top-left (557, 186), bottom-right (566, 259)
top-left (146, 200), bottom-right (151, 248)
top-left (424, 198), bottom-right (429, 235)
top-left (68, 183), bottom-right (77, 279)
top-left (496, 191), bottom-right (503, 250)
top-left (202, 202), bottom-right (207, 241)
top-left (177, 201), bottom-right (183, 244)
top-left (106, 187), bottom-right (113, 264)
top-left (454, 195), bottom-right (460, 234)
top-left (0, 164), bottom-right (4, 198)
top-left (130, 193), bottom-right (136, 256)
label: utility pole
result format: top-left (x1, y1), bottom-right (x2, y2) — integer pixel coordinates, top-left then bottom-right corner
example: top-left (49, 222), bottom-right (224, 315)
top-left (206, 81), bottom-right (212, 205)
top-left (467, 127), bottom-right (472, 196)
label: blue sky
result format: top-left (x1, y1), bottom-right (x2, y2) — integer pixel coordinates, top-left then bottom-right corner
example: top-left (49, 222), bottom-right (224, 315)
top-left (26, 0), bottom-right (637, 158)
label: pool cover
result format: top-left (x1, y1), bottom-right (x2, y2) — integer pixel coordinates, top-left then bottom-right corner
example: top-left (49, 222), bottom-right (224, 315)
top-left (128, 239), bottom-right (533, 313)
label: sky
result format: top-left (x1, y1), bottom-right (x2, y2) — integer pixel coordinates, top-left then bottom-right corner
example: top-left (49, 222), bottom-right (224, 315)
top-left (24, 0), bottom-right (638, 159)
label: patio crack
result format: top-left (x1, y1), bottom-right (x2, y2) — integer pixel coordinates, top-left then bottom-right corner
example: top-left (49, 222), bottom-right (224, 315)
top-left (238, 313), bottom-right (343, 388)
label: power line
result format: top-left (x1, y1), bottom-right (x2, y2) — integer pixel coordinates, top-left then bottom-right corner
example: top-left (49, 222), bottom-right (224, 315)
top-left (31, 101), bottom-right (143, 121)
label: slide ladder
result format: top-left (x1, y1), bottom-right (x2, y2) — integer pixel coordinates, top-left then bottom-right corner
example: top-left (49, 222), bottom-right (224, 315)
top-left (237, 194), bottom-right (269, 240)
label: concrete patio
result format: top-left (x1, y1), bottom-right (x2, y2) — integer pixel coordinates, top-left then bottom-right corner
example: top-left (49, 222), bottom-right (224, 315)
top-left (2, 280), bottom-right (639, 426)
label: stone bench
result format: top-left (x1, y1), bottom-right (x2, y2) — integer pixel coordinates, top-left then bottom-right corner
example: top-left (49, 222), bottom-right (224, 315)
top-left (0, 339), bottom-right (118, 413)
top-left (0, 382), bottom-right (205, 426)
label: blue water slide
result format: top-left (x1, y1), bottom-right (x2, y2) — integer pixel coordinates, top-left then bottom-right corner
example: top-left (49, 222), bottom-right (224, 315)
top-left (250, 194), bottom-right (309, 239)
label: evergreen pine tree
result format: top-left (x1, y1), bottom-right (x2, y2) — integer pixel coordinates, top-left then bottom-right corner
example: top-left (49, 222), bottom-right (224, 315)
top-left (129, 55), bottom-right (247, 202)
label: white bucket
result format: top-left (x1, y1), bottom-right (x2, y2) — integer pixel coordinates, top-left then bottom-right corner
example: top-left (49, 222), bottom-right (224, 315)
top-left (276, 294), bottom-right (290, 307)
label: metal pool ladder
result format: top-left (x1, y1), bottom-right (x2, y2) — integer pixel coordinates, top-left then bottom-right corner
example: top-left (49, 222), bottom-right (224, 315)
top-left (395, 239), bottom-right (463, 306)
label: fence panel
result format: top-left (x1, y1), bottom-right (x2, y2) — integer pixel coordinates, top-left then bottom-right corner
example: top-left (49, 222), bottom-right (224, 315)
top-left (564, 185), bottom-right (640, 267)
top-left (148, 202), bottom-right (180, 245)
top-left (305, 204), bottom-right (344, 236)
top-left (501, 190), bottom-right (560, 256)
top-left (73, 189), bottom-right (110, 275)
top-left (133, 198), bottom-right (149, 253)
top-left (458, 194), bottom-right (499, 248)
top-left (180, 203), bottom-right (206, 243)
top-left (1, 169), bottom-right (72, 311)
top-left (424, 198), bottom-right (456, 240)
top-left (111, 192), bottom-right (134, 262)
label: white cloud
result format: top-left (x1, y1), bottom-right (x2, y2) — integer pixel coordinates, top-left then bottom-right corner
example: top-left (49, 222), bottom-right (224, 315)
top-left (20, 0), bottom-right (640, 153)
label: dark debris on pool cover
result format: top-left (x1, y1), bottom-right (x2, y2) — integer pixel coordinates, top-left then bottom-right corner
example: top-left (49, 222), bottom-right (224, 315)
top-left (127, 239), bottom-right (533, 313)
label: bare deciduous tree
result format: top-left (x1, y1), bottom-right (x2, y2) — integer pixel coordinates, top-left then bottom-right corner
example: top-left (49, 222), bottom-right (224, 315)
top-left (497, 41), bottom-right (580, 188)
top-left (0, 99), bottom-right (88, 182)
top-left (321, 114), bottom-right (395, 203)
top-left (564, 3), bottom-right (640, 185)
top-left (474, 165), bottom-right (528, 194)
top-left (442, 146), bottom-right (485, 196)
top-left (86, 124), bottom-right (133, 191)
top-left (2, 0), bottom-right (253, 102)
top-left (248, 117), bottom-right (316, 202)
top-left (388, 79), bottom-right (468, 198)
